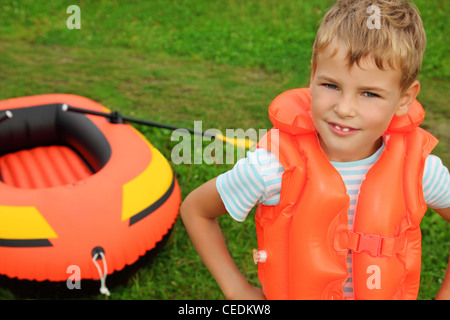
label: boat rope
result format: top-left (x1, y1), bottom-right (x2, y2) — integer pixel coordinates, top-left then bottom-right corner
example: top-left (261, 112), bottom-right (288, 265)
top-left (92, 250), bottom-right (110, 296)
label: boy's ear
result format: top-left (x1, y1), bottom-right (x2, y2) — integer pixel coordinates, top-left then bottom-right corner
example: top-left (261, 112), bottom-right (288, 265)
top-left (395, 80), bottom-right (420, 117)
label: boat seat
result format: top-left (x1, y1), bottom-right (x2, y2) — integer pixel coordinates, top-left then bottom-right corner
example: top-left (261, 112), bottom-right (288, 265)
top-left (0, 103), bottom-right (112, 189)
top-left (0, 145), bottom-right (93, 189)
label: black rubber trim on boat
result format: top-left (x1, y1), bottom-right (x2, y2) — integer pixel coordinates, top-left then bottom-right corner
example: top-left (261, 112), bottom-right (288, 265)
top-left (0, 239), bottom-right (52, 247)
top-left (129, 177), bottom-right (176, 226)
top-left (0, 104), bottom-right (112, 173)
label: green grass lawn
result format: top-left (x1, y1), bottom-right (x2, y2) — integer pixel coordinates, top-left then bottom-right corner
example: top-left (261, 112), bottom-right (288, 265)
top-left (0, 0), bottom-right (448, 300)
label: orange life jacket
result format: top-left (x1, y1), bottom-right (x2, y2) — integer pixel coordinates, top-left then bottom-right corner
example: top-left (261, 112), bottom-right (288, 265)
top-left (255, 88), bottom-right (438, 300)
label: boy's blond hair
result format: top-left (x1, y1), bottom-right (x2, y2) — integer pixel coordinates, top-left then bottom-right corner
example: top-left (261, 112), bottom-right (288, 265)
top-left (311, 0), bottom-right (426, 93)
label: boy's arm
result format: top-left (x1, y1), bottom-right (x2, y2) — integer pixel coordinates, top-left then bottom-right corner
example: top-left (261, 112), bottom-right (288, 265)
top-left (180, 177), bottom-right (265, 300)
top-left (434, 206), bottom-right (450, 300)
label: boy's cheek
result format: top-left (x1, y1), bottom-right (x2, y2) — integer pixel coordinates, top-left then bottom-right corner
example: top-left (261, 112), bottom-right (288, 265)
top-left (311, 93), bottom-right (333, 114)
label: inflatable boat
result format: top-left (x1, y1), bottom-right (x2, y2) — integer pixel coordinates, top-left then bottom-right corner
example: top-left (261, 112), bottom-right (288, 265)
top-left (0, 94), bottom-right (180, 293)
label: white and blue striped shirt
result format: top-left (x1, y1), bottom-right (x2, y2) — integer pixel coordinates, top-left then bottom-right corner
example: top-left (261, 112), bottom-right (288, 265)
top-left (216, 144), bottom-right (450, 298)
top-left (217, 146), bottom-right (450, 221)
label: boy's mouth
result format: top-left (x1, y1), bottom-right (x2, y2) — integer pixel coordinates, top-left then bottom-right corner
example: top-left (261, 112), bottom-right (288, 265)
top-left (327, 122), bottom-right (359, 136)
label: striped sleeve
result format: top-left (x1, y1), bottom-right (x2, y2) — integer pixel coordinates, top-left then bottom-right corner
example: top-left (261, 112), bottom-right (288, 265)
top-left (423, 155), bottom-right (450, 209)
top-left (216, 148), bottom-right (284, 221)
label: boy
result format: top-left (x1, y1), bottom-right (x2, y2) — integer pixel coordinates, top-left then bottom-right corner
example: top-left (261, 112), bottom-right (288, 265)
top-left (180, 0), bottom-right (450, 299)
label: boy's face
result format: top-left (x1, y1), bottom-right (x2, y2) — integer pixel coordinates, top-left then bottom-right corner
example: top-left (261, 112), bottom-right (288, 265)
top-left (309, 40), bottom-right (417, 162)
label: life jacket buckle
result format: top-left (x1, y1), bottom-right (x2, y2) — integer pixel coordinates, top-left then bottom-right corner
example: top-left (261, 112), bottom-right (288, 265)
top-left (354, 232), bottom-right (392, 257)
top-left (335, 229), bottom-right (406, 257)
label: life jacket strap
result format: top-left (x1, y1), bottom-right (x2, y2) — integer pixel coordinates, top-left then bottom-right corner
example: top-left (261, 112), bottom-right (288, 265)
top-left (335, 229), bottom-right (407, 257)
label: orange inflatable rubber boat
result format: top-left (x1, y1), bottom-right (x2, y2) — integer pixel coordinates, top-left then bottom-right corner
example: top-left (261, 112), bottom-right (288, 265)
top-left (0, 94), bottom-right (180, 293)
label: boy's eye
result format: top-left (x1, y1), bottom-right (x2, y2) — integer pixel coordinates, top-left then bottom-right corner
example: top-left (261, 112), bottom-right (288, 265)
top-left (322, 83), bottom-right (339, 90)
top-left (363, 91), bottom-right (379, 98)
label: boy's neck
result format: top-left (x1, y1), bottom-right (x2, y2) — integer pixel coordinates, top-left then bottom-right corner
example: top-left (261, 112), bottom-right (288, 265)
top-left (327, 136), bottom-right (384, 164)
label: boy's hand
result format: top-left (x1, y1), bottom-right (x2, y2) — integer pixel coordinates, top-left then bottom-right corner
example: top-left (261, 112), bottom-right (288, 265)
top-left (181, 177), bottom-right (263, 300)
top-left (434, 208), bottom-right (450, 300)
top-left (435, 248), bottom-right (450, 300)
top-left (435, 260), bottom-right (450, 300)
top-left (244, 286), bottom-right (266, 300)
top-left (434, 207), bottom-right (450, 300)
top-left (226, 283), bottom-right (266, 300)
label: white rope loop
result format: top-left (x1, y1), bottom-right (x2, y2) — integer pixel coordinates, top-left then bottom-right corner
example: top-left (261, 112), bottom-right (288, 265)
top-left (92, 250), bottom-right (110, 296)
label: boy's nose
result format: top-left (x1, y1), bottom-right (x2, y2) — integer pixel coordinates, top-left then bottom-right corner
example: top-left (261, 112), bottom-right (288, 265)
top-left (333, 96), bottom-right (357, 118)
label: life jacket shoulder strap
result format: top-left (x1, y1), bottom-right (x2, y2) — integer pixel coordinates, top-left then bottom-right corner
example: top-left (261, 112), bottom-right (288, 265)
top-left (257, 129), bottom-right (308, 219)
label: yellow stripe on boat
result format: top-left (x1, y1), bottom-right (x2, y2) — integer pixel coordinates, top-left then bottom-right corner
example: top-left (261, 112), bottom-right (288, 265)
top-left (121, 130), bottom-right (173, 222)
top-left (0, 205), bottom-right (58, 239)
